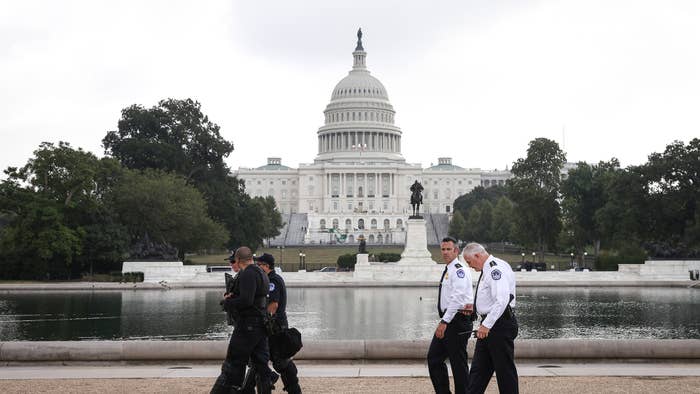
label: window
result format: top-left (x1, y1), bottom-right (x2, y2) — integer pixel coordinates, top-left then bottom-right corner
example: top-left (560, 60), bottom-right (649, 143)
top-left (332, 219), bottom-right (339, 229)
top-left (333, 201), bottom-right (338, 211)
top-left (348, 203), bottom-right (352, 210)
top-left (369, 234), bottom-right (375, 243)
top-left (320, 219), bottom-right (326, 230)
top-left (446, 206), bottom-right (451, 213)
top-left (358, 219), bottom-right (365, 230)
top-left (282, 180), bottom-right (286, 185)
top-left (345, 219), bottom-right (352, 230)
top-left (383, 219), bottom-right (390, 230)
top-left (434, 191), bottom-right (438, 200)
top-left (371, 219), bottom-right (377, 229)
top-left (396, 219), bottom-right (403, 228)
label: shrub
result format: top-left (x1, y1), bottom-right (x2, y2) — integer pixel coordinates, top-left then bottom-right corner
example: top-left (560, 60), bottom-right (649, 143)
top-left (336, 253), bottom-right (357, 270)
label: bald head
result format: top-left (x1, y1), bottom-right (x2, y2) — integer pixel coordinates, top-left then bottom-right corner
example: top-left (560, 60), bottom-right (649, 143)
top-left (234, 247), bottom-right (254, 263)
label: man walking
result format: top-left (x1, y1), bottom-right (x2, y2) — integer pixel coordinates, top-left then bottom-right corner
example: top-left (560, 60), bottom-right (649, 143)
top-left (427, 236), bottom-right (474, 394)
top-left (255, 253), bottom-right (302, 394)
top-left (463, 242), bottom-right (519, 394)
top-left (211, 247), bottom-right (272, 394)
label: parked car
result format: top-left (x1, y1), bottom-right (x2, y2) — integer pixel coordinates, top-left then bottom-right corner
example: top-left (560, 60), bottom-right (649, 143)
top-left (319, 267), bottom-right (337, 272)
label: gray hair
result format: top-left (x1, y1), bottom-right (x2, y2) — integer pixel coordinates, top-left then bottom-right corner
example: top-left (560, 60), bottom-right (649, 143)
top-left (462, 242), bottom-right (487, 256)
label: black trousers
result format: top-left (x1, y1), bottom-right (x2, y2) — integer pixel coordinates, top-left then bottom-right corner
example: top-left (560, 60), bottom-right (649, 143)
top-left (211, 318), bottom-right (271, 394)
top-left (467, 314), bottom-right (519, 394)
top-left (427, 313), bottom-right (472, 394)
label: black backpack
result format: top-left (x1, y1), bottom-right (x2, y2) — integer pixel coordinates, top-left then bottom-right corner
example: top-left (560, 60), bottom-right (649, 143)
top-left (271, 327), bottom-right (303, 359)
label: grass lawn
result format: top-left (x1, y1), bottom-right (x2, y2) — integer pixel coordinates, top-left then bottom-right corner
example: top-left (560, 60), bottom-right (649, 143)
top-left (189, 245), bottom-right (582, 272)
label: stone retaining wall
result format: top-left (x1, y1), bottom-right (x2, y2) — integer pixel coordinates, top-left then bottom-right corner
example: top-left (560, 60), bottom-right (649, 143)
top-left (1, 340), bottom-right (698, 362)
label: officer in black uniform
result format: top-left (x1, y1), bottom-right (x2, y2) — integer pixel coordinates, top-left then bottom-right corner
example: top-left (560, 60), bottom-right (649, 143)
top-left (255, 253), bottom-right (302, 394)
top-left (462, 242), bottom-right (519, 394)
top-left (211, 246), bottom-right (272, 394)
top-left (427, 236), bottom-right (474, 394)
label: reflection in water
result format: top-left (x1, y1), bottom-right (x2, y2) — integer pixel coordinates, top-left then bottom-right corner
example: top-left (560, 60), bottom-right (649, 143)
top-left (0, 287), bottom-right (697, 341)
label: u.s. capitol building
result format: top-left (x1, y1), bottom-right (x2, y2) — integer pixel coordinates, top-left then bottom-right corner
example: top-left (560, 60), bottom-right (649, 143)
top-left (234, 31), bottom-right (511, 246)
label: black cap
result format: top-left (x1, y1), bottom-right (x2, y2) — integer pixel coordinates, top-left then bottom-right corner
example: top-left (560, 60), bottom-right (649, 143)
top-left (225, 255), bottom-right (235, 262)
top-left (254, 253), bottom-right (275, 268)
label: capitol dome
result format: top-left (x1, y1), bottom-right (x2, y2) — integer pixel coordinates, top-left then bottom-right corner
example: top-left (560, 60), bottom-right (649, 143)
top-left (315, 29), bottom-right (404, 163)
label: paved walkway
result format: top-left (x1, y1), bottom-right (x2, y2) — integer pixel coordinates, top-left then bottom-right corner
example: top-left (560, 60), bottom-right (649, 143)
top-left (1, 362), bottom-right (699, 379)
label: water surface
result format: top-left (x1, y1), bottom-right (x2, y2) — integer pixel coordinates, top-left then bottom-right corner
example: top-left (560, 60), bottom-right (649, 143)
top-left (0, 287), bottom-right (697, 341)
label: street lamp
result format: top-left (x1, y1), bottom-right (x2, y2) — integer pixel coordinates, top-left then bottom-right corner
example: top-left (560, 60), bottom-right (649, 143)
top-left (570, 252), bottom-right (574, 269)
top-left (299, 252), bottom-right (303, 271)
top-left (583, 252), bottom-right (588, 269)
top-left (531, 252), bottom-right (536, 263)
top-left (521, 253), bottom-right (525, 264)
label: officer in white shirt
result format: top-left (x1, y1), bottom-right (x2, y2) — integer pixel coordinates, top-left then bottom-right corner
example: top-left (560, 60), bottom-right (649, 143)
top-left (462, 242), bottom-right (518, 394)
top-left (427, 236), bottom-right (474, 394)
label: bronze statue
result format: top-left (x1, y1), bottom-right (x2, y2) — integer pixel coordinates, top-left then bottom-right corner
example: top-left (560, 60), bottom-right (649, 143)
top-left (355, 28), bottom-right (364, 51)
top-left (410, 180), bottom-right (424, 218)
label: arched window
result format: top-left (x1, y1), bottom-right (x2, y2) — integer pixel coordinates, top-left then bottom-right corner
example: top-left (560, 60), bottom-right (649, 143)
top-left (383, 219), bottom-right (390, 230)
top-left (332, 219), bottom-right (339, 229)
top-left (358, 186), bottom-right (364, 197)
top-left (358, 219), bottom-right (365, 230)
top-left (348, 235), bottom-right (355, 243)
top-left (371, 219), bottom-right (377, 229)
top-left (396, 219), bottom-right (403, 229)
top-left (377, 234), bottom-right (383, 243)
top-left (369, 234), bottom-right (375, 243)
top-left (345, 218), bottom-right (352, 230)
top-left (320, 219), bottom-right (326, 230)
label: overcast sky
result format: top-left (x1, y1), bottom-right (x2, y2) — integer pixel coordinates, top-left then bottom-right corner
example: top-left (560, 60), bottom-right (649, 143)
top-left (1, 0), bottom-right (699, 178)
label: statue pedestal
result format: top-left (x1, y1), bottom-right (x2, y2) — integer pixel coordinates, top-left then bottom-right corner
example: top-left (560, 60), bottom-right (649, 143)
top-left (356, 253), bottom-right (369, 266)
top-left (397, 218), bottom-right (435, 265)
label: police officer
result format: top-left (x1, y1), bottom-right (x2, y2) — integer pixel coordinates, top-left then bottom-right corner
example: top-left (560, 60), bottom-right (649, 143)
top-left (211, 247), bottom-right (272, 394)
top-left (255, 253), bottom-right (302, 394)
top-left (427, 236), bottom-right (474, 394)
top-left (462, 242), bottom-right (519, 394)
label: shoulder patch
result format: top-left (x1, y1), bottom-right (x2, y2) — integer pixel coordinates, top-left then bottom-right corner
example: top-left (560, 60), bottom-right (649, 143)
top-left (269, 283), bottom-right (276, 292)
top-left (456, 269), bottom-right (465, 278)
top-left (455, 263), bottom-right (463, 268)
top-left (491, 269), bottom-right (502, 280)
top-left (489, 260), bottom-right (497, 267)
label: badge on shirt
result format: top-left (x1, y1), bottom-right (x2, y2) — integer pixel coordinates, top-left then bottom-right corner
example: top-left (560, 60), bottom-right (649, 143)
top-left (491, 269), bottom-right (502, 280)
top-left (444, 273), bottom-right (449, 280)
top-left (456, 269), bottom-right (465, 278)
top-left (269, 283), bottom-right (276, 292)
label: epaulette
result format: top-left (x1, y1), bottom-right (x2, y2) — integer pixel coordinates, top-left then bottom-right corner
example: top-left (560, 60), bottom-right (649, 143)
top-left (455, 263), bottom-right (463, 268)
top-left (489, 261), bottom-right (497, 267)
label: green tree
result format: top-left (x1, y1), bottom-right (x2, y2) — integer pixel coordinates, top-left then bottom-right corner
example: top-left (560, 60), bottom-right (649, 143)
top-left (453, 185), bottom-right (507, 219)
top-left (103, 98), bottom-right (280, 249)
top-left (560, 159), bottom-right (620, 255)
top-left (491, 196), bottom-right (515, 242)
top-left (448, 210), bottom-right (466, 241)
top-left (108, 169), bottom-right (228, 258)
top-left (1, 143), bottom-right (129, 278)
top-left (465, 200), bottom-right (493, 242)
top-left (102, 98), bottom-right (234, 182)
top-left (252, 196), bottom-right (283, 247)
top-left (641, 138), bottom-right (700, 253)
top-left (508, 138), bottom-right (566, 257)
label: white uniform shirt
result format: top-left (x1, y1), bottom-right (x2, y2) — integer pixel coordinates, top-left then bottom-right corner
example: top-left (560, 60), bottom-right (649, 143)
top-left (439, 257), bottom-right (474, 323)
top-left (474, 255), bottom-right (516, 329)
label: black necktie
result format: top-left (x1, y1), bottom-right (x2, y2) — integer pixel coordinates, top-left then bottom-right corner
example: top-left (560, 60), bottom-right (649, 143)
top-left (473, 271), bottom-right (484, 316)
top-left (437, 265), bottom-right (448, 317)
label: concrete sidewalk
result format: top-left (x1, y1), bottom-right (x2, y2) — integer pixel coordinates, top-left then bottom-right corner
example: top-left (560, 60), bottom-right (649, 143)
top-left (1, 362), bottom-right (699, 380)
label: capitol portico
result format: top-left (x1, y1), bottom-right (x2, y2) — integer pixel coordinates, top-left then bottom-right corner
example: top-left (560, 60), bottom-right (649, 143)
top-left (234, 30), bottom-right (512, 246)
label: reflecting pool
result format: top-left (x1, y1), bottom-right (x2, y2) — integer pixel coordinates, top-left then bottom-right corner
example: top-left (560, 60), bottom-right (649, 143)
top-left (0, 287), bottom-right (697, 341)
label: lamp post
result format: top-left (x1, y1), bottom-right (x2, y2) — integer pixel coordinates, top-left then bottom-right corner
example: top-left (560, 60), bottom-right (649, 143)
top-left (521, 253), bottom-right (525, 264)
top-left (570, 252), bottom-right (574, 269)
top-left (277, 245), bottom-right (284, 266)
top-left (583, 252), bottom-right (588, 269)
top-left (299, 252), bottom-right (303, 271)
top-left (531, 252), bottom-right (536, 263)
